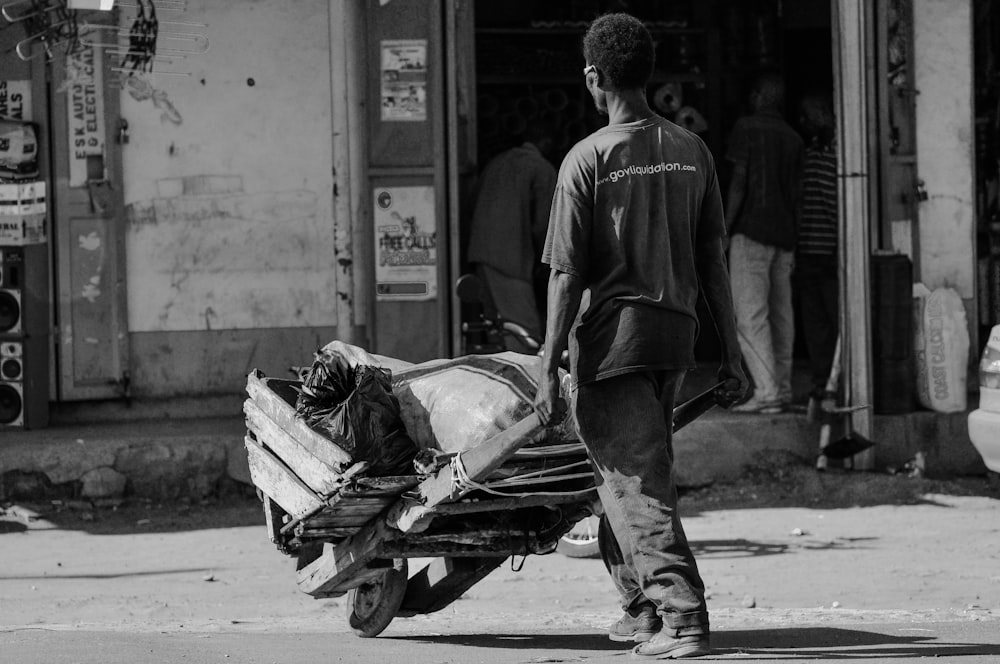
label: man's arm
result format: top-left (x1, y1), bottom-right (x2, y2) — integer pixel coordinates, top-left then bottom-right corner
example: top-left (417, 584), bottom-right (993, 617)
top-left (695, 236), bottom-right (749, 406)
top-left (531, 167), bottom-right (558, 255)
top-left (534, 268), bottom-right (584, 426)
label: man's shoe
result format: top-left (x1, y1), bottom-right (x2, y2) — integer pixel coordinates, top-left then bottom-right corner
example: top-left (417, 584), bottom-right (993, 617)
top-left (781, 400), bottom-right (808, 414)
top-left (632, 631), bottom-right (710, 658)
top-left (731, 398), bottom-right (782, 414)
top-left (608, 604), bottom-right (662, 643)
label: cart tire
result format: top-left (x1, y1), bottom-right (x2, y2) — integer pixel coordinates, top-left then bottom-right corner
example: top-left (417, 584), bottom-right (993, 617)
top-left (346, 559), bottom-right (408, 638)
top-left (557, 515), bottom-right (601, 559)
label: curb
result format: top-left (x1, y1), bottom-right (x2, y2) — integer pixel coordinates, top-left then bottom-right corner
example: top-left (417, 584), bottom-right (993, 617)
top-left (1, 405), bottom-right (987, 502)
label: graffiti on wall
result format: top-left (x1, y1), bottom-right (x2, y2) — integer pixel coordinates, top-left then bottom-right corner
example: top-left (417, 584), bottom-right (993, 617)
top-left (126, 175), bottom-right (336, 332)
top-left (123, 74), bottom-right (183, 125)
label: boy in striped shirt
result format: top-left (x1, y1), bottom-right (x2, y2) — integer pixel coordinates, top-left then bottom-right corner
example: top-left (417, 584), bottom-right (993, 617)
top-left (795, 93), bottom-right (839, 402)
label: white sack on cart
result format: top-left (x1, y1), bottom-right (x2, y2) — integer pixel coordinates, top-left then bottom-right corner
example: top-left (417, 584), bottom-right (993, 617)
top-left (316, 341), bottom-right (577, 454)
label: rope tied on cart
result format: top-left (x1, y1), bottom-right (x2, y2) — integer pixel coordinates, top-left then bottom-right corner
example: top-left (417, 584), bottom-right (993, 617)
top-left (449, 453), bottom-right (597, 499)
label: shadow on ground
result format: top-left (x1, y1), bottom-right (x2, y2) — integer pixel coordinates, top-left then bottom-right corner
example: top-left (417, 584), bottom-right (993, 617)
top-left (3, 463), bottom-right (999, 537)
top-left (394, 627), bottom-right (1000, 659)
top-left (0, 492), bottom-right (265, 536)
top-left (691, 536), bottom-right (879, 560)
top-left (679, 461), bottom-right (1000, 515)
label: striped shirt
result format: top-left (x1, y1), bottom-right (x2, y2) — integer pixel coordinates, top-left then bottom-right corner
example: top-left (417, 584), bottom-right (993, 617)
top-left (798, 139), bottom-right (838, 256)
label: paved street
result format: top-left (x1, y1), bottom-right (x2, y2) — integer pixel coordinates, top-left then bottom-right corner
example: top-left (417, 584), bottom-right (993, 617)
top-left (5, 620), bottom-right (1000, 664)
top-left (2, 480), bottom-right (999, 663)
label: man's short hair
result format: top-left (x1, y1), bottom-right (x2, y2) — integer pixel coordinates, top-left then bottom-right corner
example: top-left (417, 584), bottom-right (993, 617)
top-left (751, 70), bottom-right (785, 110)
top-left (523, 115), bottom-right (557, 145)
top-left (583, 13), bottom-right (655, 90)
top-left (799, 91), bottom-right (835, 145)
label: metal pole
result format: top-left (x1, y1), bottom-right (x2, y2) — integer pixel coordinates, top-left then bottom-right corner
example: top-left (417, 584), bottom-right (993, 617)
top-left (832, 0), bottom-right (874, 468)
top-left (329, 0), bottom-right (368, 346)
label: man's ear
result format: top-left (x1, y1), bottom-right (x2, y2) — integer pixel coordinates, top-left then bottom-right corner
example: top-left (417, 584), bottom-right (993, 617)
top-left (586, 70), bottom-right (605, 93)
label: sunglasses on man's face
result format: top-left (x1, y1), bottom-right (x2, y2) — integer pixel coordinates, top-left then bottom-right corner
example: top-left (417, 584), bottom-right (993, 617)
top-left (583, 64), bottom-right (597, 78)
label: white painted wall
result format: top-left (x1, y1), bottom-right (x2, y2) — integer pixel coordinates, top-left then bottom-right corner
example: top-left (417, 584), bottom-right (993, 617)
top-left (913, 0), bottom-right (975, 298)
top-left (120, 0), bottom-right (337, 332)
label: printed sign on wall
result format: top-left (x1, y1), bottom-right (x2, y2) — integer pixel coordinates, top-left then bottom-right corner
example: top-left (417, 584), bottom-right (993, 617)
top-left (0, 80), bottom-right (32, 120)
top-left (380, 39), bottom-right (427, 122)
top-left (374, 186), bottom-right (436, 300)
top-left (66, 43), bottom-right (106, 187)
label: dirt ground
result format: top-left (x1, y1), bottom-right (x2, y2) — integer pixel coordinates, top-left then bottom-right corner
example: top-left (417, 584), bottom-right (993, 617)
top-left (8, 455), bottom-right (998, 535)
top-left (3, 462), bottom-right (999, 640)
top-left (681, 454), bottom-right (1000, 510)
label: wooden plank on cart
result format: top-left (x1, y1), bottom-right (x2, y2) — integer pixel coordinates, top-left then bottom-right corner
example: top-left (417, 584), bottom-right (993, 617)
top-left (296, 526), bottom-right (363, 540)
top-left (262, 494), bottom-right (288, 547)
top-left (292, 478), bottom-right (419, 531)
top-left (245, 370), bottom-right (353, 471)
top-left (351, 475), bottom-right (422, 495)
top-left (297, 507), bottom-right (393, 532)
top-left (430, 492), bottom-right (593, 515)
top-left (244, 400), bottom-right (344, 495)
top-left (296, 518), bottom-right (397, 597)
top-left (304, 500), bottom-right (397, 527)
top-left (245, 435), bottom-right (324, 520)
top-left (387, 413), bottom-right (546, 533)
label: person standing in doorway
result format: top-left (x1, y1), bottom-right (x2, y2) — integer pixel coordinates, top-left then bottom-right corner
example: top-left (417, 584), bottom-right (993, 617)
top-left (724, 71), bottom-right (804, 413)
top-left (534, 13), bottom-right (748, 659)
top-left (467, 118), bottom-right (557, 352)
top-left (795, 93), bottom-right (839, 404)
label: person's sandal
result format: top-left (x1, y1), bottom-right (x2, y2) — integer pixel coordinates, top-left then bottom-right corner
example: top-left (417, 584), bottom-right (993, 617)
top-left (632, 631), bottom-right (710, 658)
top-left (730, 398), bottom-right (782, 414)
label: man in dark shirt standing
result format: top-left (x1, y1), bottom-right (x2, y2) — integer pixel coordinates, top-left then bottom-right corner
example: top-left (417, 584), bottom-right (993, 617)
top-left (724, 72), bottom-right (804, 413)
top-left (534, 13), bottom-right (748, 659)
top-left (467, 121), bottom-right (557, 352)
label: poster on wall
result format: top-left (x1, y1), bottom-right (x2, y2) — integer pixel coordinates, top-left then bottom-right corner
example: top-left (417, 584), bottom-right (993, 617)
top-left (380, 39), bottom-right (427, 122)
top-left (66, 43), bottom-right (106, 188)
top-left (0, 80), bottom-right (32, 120)
top-left (374, 186), bottom-right (436, 301)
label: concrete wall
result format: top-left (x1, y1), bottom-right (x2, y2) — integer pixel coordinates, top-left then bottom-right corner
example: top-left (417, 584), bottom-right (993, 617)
top-left (119, 0), bottom-right (340, 396)
top-left (913, 0), bottom-right (976, 300)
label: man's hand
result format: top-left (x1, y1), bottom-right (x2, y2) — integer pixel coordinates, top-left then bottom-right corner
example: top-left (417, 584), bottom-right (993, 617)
top-left (534, 371), bottom-right (567, 427)
top-left (714, 361), bottom-right (750, 408)
top-left (534, 269), bottom-right (581, 427)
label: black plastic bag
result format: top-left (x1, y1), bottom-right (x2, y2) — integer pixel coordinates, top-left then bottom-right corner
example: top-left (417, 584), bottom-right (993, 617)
top-left (294, 356), bottom-right (417, 477)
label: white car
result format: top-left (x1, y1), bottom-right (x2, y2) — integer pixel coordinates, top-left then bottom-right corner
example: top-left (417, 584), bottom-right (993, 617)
top-left (968, 326), bottom-right (1000, 474)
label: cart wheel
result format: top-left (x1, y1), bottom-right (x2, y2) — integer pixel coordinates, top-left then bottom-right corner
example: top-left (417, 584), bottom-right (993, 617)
top-left (557, 515), bottom-right (602, 559)
top-left (346, 558), bottom-right (408, 638)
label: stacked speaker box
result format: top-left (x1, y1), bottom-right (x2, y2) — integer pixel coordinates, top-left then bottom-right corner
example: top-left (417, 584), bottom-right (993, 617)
top-left (0, 244), bottom-right (49, 429)
top-left (871, 253), bottom-right (915, 414)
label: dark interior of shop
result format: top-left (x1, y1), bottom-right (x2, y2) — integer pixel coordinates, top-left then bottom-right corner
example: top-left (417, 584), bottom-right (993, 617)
top-left (473, 0), bottom-right (833, 166)
top-left (465, 0), bottom-right (834, 361)
top-left (976, 0), bottom-right (1000, 341)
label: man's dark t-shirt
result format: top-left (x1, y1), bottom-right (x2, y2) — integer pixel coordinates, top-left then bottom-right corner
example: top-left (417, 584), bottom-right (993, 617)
top-left (725, 110), bottom-right (804, 250)
top-left (542, 116), bottom-right (726, 386)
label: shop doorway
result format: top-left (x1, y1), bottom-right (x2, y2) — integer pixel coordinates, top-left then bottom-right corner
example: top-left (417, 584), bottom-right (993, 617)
top-left (455, 0), bottom-right (836, 372)
top-left (0, 11), bottom-right (129, 407)
top-left (48, 38), bottom-right (130, 401)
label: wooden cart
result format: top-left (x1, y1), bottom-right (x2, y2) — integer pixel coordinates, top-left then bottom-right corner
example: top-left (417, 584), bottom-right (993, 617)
top-left (243, 369), bottom-right (597, 637)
